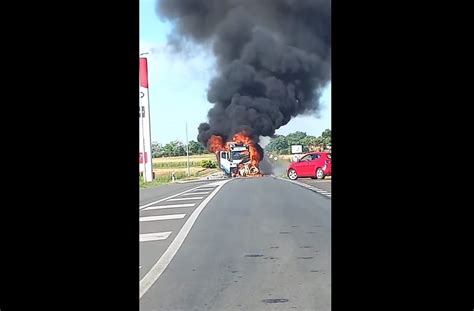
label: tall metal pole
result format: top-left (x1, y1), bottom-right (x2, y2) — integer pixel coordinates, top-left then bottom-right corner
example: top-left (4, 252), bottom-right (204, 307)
top-left (186, 122), bottom-right (190, 177)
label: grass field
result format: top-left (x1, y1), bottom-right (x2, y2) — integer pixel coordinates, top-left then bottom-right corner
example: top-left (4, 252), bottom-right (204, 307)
top-left (140, 154), bottom-right (219, 188)
top-left (152, 154), bottom-right (215, 163)
top-left (152, 154), bottom-right (216, 168)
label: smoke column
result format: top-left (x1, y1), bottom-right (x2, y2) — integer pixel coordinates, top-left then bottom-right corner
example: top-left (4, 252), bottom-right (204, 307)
top-left (156, 0), bottom-right (331, 147)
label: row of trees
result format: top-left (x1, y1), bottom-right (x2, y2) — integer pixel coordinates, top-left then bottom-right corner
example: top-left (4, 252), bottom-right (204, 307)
top-left (151, 129), bottom-right (331, 158)
top-left (265, 129), bottom-right (331, 154)
top-left (151, 140), bottom-right (209, 158)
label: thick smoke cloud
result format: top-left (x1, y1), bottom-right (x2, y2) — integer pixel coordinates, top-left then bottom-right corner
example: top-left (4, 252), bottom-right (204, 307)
top-left (156, 0), bottom-right (331, 146)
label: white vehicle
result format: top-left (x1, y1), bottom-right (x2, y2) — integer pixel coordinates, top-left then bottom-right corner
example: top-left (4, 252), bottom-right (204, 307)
top-left (216, 143), bottom-right (258, 177)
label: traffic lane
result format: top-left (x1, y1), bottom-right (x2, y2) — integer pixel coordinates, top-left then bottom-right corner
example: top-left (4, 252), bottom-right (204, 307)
top-left (140, 177), bottom-right (331, 311)
top-left (140, 183), bottom-right (221, 280)
top-left (140, 207), bottom-right (192, 280)
top-left (297, 178), bottom-right (331, 192)
top-left (140, 180), bottom-right (216, 206)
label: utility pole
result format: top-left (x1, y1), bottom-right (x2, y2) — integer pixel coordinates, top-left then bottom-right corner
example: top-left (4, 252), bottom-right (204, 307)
top-left (186, 122), bottom-right (190, 177)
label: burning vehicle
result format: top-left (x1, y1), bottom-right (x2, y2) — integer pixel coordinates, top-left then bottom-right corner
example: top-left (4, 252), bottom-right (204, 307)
top-left (209, 132), bottom-right (263, 177)
top-left (217, 142), bottom-right (259, 177)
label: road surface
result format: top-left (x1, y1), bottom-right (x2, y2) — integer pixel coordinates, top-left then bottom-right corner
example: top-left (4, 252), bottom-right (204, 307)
top-left (298, 178), bottom-right (331, 193)
top-left (140, 176), bottom-right (331, 311)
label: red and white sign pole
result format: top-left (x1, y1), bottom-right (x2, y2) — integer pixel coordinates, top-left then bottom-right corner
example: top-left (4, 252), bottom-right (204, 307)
top-left (139, 56), bottom-right (153, 181)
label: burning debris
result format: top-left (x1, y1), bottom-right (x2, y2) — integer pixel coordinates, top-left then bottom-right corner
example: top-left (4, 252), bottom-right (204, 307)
top-left (237, 162), bottom-right (260, 177)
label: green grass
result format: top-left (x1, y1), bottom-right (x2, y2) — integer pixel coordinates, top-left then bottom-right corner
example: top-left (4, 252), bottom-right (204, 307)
top-left (152, 161), bottom-right (211, 168)
top-left (152, 154), bottom-right (215, 163)
top-left (139, 168), bottom-right (220, 188)
top-left (140, 154), bottom-right (220, 188)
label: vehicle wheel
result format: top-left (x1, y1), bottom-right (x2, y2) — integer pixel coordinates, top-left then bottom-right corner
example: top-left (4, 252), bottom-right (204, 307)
top-left (316, 167), bottom-right (325, 179)
top-left (288, 169), bottom-right (298, 180)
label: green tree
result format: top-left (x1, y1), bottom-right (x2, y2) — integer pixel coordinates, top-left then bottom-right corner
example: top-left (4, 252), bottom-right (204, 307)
top-left (286, 131), bottom-right (307, 146)
top-left (188, 140), bottom-right (206, 155)
top-left (162, 140), bottom-right (186, 157)
top-left (266, 135), bottom-right (289, 152)
top-left (320, 129), bottom-right (331, 147)
top-left (302, 135), bottom-right (318, 148)
top-left (151, 142), bottom-right (163, 158)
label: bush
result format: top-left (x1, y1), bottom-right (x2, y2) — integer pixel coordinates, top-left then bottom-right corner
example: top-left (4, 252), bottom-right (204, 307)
top-left (201, 160), bottom-right (217, 168)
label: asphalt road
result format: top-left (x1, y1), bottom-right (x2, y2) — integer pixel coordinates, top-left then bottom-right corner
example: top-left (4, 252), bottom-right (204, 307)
top-left (140, 180), bottom-right (216, 206)
top-left (140, 176), bottom-right (331, 311)
top-left (296, 178), bottom-right (331, 193)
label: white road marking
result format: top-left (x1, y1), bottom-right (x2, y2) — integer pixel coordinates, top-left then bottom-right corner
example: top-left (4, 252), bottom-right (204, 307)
top-left (181, 192), bottom-right (210, 195)
top-left (139, 179), bottom-right (231, 299)
top-left (139, 214), bottom-right (186, 222)
top-left (277, 177), bottom-right (331, 199)
top-left (140, 231), bottom-right (172, 242)
top-left (144, 203), bottom-right (195, 210)
top-left (139, 184), bottom-right (213, 210)
top-left (196, 187), bottom-right (216, 190)
top-left (167, 197), bottom-right (203, 201)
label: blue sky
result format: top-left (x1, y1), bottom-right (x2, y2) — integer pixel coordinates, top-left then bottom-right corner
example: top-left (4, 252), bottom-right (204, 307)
top-left (140, 0), bottom-right (331, 144)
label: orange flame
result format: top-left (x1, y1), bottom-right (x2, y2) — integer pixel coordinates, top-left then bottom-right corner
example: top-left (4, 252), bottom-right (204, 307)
top-left (206, 132), bottom-right (263, 177)
top-left (208, 135), bottom-right (226, 153)
top-left (232, 131), bottom-right (263, 176)
top-left (232, 131), bottom-right (262, 166)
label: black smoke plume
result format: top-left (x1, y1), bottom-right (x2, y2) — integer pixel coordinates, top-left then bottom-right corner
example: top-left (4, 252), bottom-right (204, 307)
top-left (156, 0), bottom-right (331, 147)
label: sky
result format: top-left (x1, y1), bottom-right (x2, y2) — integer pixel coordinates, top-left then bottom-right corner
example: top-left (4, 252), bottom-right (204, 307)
top-left (140, 0), bottom-right (331, 145)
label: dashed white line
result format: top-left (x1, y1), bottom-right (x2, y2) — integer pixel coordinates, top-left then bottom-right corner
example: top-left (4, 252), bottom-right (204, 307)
top-left (144, 203), bottom-right (195, 210)
top-left (139, 214), bottom-right (186, 222)
top-left (139, 179), bottom-right (231, 299)
top-left (139, 184), bottom-right (213, 210)
top-left (181, 192), bottom-right (210, 195)
top-left (140, 231), bottom-right (172, 242)
top-left (196, 187), bottom-right (216, 190)
top-left (167, 197), bottom-right (203, 201)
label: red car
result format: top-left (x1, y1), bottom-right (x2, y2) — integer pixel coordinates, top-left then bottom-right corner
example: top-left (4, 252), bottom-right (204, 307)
top-left (287, 152), bottom-right (331, 180)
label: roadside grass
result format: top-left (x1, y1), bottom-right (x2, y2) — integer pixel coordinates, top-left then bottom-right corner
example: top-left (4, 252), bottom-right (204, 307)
top-left (140, 158), bottom-right (220, 188)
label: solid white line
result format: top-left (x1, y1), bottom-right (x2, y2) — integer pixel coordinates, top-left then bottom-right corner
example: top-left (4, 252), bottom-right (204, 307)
top-left (181, 192), bottom-right (210, 195)
top-left (139, 179), bottom-right (231, 299)
top-left (139, 185), bottom-right (210, 210)
top-left (167, 197), bottom-right (203, 201)
top-left (196, 187), bottom-right (216, 190)
top-left (276, 177), bottom-right (331, 200)
top-left (140, 231), bottom-right (172, 242)
top-left (144, 203), bottom-right (195, 210)
top-left (139, 214), bottom-right (186, 222)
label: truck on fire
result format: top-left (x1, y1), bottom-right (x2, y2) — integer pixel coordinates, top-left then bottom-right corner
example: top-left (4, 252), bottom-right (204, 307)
top-left (216, 142), bottom-right (260, 177)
